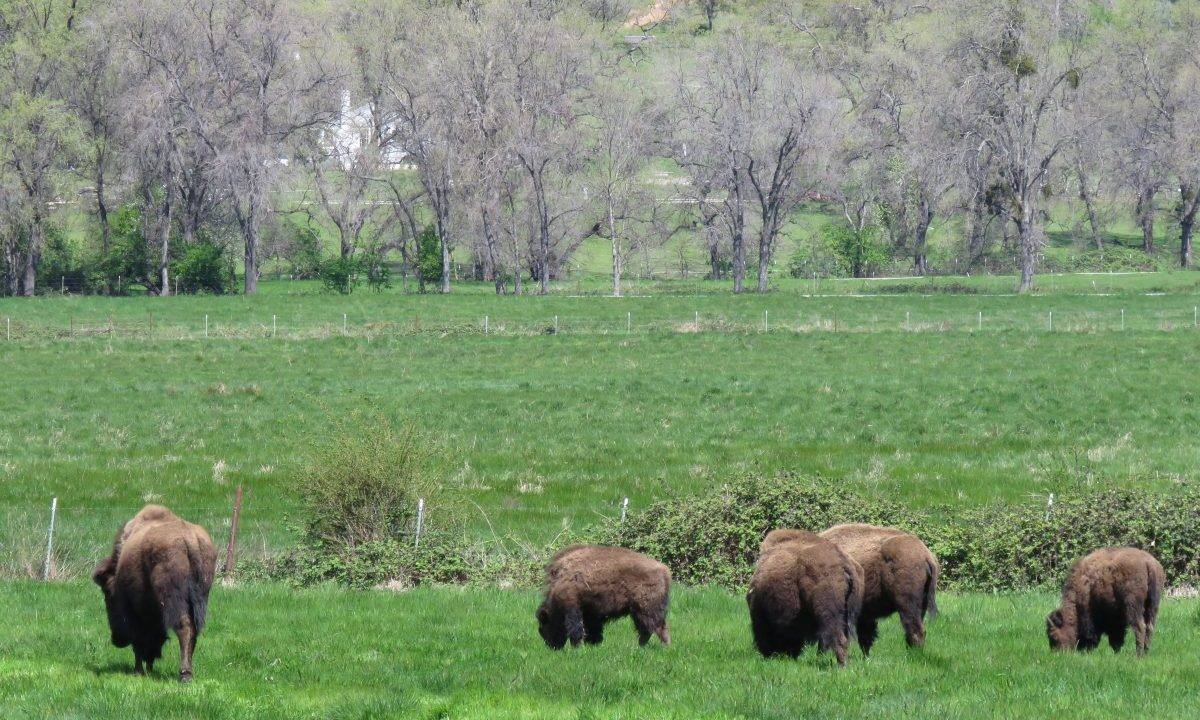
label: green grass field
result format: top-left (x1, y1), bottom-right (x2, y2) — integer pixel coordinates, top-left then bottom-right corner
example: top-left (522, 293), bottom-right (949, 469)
top-left (2, 582), bottom-right (1197, 719)
top-left (3, 272), bottom-right (1200, 577)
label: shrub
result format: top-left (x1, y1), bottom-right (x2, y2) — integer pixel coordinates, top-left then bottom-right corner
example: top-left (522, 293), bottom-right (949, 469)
top-left (601, 474), bottom-right (1200, 591)
top-left (173, 241), bottom-right (229, 294)
top-left (318, 255), bottom-right (360, 294)
top-left (826, 223), bottom-right (889, 278)
top-left (297, 413), bottom-right (442, 549)
top-left (599, 474), bottom-right (924, 587)
top-left (417, 225), bottom-right (443, 286)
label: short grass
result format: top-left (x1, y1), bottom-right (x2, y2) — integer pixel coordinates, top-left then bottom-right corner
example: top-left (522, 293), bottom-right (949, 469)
top-left (3, 272), bottom-right (1200, 575)
top-left (2, 581), bottom-right (1197, 719)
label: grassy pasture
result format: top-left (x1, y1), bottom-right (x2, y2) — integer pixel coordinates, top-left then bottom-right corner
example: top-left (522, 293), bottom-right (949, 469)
top-left (1, 582), bottom-right (1197, 719)
top-left (3, 272), bottom-right (1200, 575)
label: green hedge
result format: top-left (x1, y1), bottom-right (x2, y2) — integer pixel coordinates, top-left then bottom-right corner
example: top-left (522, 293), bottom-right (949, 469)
top-left (599, 474), bottom-right (1200, 591)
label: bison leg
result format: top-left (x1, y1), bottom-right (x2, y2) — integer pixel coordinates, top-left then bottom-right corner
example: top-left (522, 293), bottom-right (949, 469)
top-left (177, 614), bottom-right (196, 682)
top-left (133, 655), bottom-right (145, 676)
top-left (817, 626), bottom-right (850, 667)
top-left (655, 622), bottom-right (670, 646)
top-left (583, 612), bottom-right (605, 646)
top-left (1107, 623), bottom-right (1127, 654)
top-left (898, 607), bottom-right (926, 648)
top-left (856, 617), bottom-right (879, 656)
top-left (563, 603), bottom-right (585, 648)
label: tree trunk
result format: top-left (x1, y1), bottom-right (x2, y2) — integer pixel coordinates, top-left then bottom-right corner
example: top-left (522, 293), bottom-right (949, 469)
top-left (1015, 204), bottom-right (1037, 293)
top-left (242, 189), bottom-right (260, 295)
top-left (1077, 164), bottom-right (1102, 250)
top-left (21, 222), bottom-right (40, 296)
top-left (1135, 185), bottom-right (1156, 254)
top-left (95, 169), bottom-right (111, 294)
top-left (481, 200), bottom-right (502, 295)
top-left (913, 201), bottom-right (933, 276)
top-left (756, 225), bottom-right (772, 293)
top-left (438, 213), bottom-right (451, 294)
top-left (609, 204), bottom-right (621, 297)
top-left (1179, 183), bottom-right (1198, 269)
top-left (158, 183), bottom-right (174, 297)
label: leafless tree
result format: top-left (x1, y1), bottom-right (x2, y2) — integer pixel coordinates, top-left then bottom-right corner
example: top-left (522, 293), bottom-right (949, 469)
top-left (948, 0), bottom-right (1093, 292)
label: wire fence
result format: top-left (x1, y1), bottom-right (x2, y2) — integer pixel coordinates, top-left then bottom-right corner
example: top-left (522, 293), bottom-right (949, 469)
top-left (0, 493), bottom-right (634, 582)
top-left (2, 306), bottom-right (1200, 342)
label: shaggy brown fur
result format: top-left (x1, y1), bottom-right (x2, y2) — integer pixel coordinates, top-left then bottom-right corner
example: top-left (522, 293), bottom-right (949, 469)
top-left (92, 505), bottom-right (217, 682)
top-left (820, 523), bottom-right (939, 654)
top-left (1047, 547), bottom-right (1164, 656)
top-left (536, 545), bottom-right (671, 649)
top-left (747, 529), bottom-right (863, 666)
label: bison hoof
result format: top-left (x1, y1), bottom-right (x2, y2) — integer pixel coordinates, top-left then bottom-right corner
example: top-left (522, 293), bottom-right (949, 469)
top-left (179, 672), bottom-right (193, 684)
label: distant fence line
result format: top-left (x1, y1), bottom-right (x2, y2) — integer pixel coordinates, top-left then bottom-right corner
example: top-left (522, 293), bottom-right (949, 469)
top-left (0, 493), bottom-right (633, 582)
top-left (1, 307), bottom-right (1200, 341)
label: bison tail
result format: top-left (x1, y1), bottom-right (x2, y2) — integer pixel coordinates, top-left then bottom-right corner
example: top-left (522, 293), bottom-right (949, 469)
top-left (1144, 562), bottom-right (1161, 623)
top-left (843, 566), bottom-right (861, 641)
top-left (186, 543), bottom-right (215, 634)
top-left (923, 559), bottom-right (939, 621)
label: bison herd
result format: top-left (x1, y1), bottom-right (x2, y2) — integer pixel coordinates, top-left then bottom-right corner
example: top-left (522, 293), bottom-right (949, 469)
top-left (94, 505), bottom-right (1167, 681)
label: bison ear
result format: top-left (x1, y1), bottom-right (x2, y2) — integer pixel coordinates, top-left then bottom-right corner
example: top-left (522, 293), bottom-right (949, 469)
top-left (92, 557), bottom-right (115, 586)
top-left (1047, 610), bottom-right (1064, 629)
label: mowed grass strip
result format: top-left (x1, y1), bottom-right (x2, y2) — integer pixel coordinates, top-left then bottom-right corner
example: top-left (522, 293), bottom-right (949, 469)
top-left (3, 324), bottom-right (1200, 571)
top-left (1, 582), bottom-right (1197, 719)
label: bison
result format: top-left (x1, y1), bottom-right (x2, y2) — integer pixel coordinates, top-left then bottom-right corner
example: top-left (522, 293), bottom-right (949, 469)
top-left (747, 529), bottom-right (863, 666)
top-left (536, 545), bottom-right (671, 649)
top-left (820, 523), bottom-right (939, 654)
top-left (92, 505), bottom-right (218, 682)
top-left (1046, 546), bottom-right (1164, 656)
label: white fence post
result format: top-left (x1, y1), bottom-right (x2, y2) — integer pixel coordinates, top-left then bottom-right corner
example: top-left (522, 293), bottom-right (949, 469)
top-left (43, 497), bottom-right (57, 581)
top-left (627, 312), bottom-right (631, 334)
top-left (554, 315), bottom-right (559, 334)
top-left (905, 311), bottom-right (910, 331)
top-left (484, 315), bottom-right (489, 334)
top-left (1048, 311), bottom-right (1053, 332)
top-left (343, 313), bottom-right (348, 335)
top-left (1120, 309), bottom-right (1124, 331)
top-left (1046, 493), bottom-right (1054, 521)
top-left (204, 314), bottom-right (209, 338)
top-left (763, 310), bottom-right (769, 332)
top-left (978, 311), bottom-right (982, 331)
top-left (272, 315), bottom-right (277, 338)
top-left (414, 498), bottom-right (425, 549)
top-left (620, 497), bottom-right (629, 523)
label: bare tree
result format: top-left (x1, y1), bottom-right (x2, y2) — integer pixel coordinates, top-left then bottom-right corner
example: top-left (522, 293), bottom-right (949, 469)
top-left (949, 0), bottom-right (1093, 292)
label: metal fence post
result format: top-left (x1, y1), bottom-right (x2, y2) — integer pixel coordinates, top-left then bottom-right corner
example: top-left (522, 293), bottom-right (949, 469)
top-left (43, 497), bottom-right (58, 581)
top-left (414, 498), bottom-right (425, 549)
top-left (223, 486), bottom-right (243, 575)
top-left (620, 497), bottom-right (629, 523)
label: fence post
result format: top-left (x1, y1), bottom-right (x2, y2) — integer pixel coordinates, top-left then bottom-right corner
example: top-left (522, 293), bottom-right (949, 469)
top-left (620, 497), bottom-right (629, 523)
top-left (1120, 309), bottom-right (1124, 331)
top-left (6, 317), bottom-right (9, 340)
top-left (763, 310), bottom-right (769, 332)
top-left (272, 315), bottom-right (277, 338)
top-left (627, 312), bottom-right (631, 334)
top-left (694, 310), bottom-right (699, 327)
top-left (905, 311), bottom-right (910, 331)
top-left (205, 314), bottom-right (209, 339)
top-left (484, 315), bottom-right (489, 334)
top-left (43, 497), bottom-right (58, 581)
top-left (978, 311), bottom-right (982, 331)
top-left (343, 313), bottom-right (348, 335)
top-left (414, 498), bottom-right (425, 549)
top-left (223, 485), bottom-right (243, 575)
top-left (1046, 493), bottom-right (1054, 521)
top-left (554, 315), bottom-right (559, 334)
top-left (1048, 311), bottom-right (1053, 332)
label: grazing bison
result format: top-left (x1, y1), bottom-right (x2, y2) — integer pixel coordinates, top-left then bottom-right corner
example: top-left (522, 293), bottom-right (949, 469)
top-left (819, 523), bottom-right (939, 654)
top-left (92, 505), bottom-right (217, 682)
top-left (536, 545), bottom-right (671, 649)
top-left (747, 529), bottom-right (863, 666)
top-left (1047, 547), bottom-right (1164, 656)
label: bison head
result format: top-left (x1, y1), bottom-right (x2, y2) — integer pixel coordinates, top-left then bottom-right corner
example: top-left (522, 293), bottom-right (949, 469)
top-left (92, 556), bottom-right (131, 648)
top-left (536, 601), bottom-right (566, 649)
top-left (1045, 609), bottom-right (1076, 651)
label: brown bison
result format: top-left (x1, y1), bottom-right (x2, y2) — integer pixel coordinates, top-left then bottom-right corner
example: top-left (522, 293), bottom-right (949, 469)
top-left (1047, 547), bottom-right (1164, 656)
top-left (820, 523), bottom-right (939, 654)
top-left (536, 545), bottom-right (671, 649)
top-left (747, 529), bottom-right (863, 666)
top-left (92, 505), bottom-right (218, 682)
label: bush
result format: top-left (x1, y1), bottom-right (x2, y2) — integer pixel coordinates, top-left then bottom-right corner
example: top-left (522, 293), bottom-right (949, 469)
top-left (599, 474), bottom-right (924, 587)
top-left (296, 413), bottom-right (441, 549)
top-left (601, 474), bottom-right (1200, 591)
top-left (417, 225), bottom-right (443, 286)
top-left (173, 241), bottom-right (229, 294)
top-left (826, 223), bottom-right (889, 278)
top-left (318, 255), bottom-right (360, 294)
